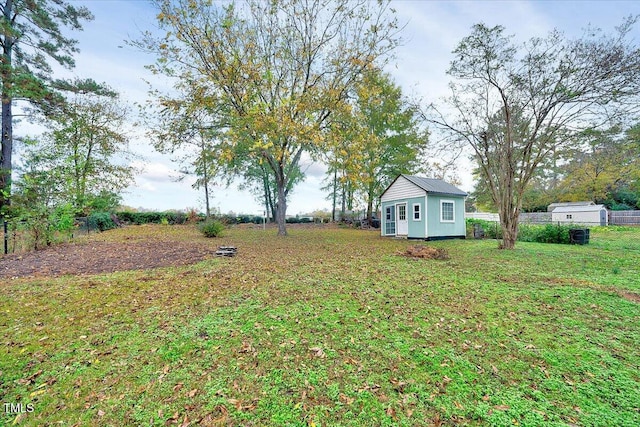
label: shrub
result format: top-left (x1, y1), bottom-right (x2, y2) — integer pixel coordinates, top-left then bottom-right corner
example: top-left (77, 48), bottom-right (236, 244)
top-left (518, 223), bottom-right (572, 244)
top-left (88, 212), bottom-right (117, 232)
top-left (466, 219), bottom-right (574, 244)
top-left (535, 224), bottom-right (572, 244)
top-left (199, 220), bottom-right (225, 238)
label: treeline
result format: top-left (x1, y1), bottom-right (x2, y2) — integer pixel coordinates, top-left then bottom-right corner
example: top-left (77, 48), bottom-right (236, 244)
top-left (90, 211), bottom-right (329, 231)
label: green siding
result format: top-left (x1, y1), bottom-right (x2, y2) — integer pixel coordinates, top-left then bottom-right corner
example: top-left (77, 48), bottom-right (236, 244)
top-left (381, 197), bottom-right (426, 238)
top-left (426, 195), bottom-right (466, 237)
top-left (406, 196), bottom-right (426, 238)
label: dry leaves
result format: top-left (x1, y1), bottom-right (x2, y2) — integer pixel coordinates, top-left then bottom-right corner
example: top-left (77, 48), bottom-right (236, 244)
top-left (398, 245), bottom-right (450, 260)
top-left (308, 346), bottom-right (325, 358)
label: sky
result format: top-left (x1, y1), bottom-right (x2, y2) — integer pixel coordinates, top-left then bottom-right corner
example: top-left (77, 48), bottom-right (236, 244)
top-left (15, 0), bottom-right (640, 215)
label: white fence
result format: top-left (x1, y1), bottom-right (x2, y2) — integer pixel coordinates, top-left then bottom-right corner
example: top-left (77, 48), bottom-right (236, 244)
top-left (465, 212), bottom-right (500, 222)
top-left (466, 210), bottom-right (640, 226)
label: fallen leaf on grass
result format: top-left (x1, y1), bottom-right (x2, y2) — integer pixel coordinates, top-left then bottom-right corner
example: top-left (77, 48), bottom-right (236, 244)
top-left (228, 399), bottom-right (242, 411)
top-left (339, 393), bottom-right (354, 405)
top-left (29, 389), bottom-right (46, 398)
top-left (239, 341), bottom-right (255, 354)
top-left (18, 369), bottom-right (42, 385)
top-left (493, 405), bottom-right (510, 411)
top-left (385, 406), bottom-right (397, 420)
top-left (389, 378), bottom-right (408, 393)
top-left (308, 347), bottom-right (325, 358)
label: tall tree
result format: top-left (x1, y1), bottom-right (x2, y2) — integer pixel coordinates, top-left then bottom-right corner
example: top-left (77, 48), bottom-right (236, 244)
top-left (0, 0), bottom-right (93, 214)
top-left (429, 20), bottom-right (640, 248)
top-left (146, 79), bottom-right (226, 219)
top-left (141, 0), bottom-right (401, 235)
top-left (331, 68), bottom-right (427, 222)
top-left (19, 81), bottom-right (134, 214)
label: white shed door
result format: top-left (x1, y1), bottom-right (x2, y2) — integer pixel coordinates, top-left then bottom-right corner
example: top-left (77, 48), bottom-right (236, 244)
top-left (396, 203), bottom-right (408, 236)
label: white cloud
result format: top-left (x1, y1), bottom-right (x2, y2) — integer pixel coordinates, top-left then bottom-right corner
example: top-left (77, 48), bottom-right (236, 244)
top-left (131, 161), bottom-right (180, 184)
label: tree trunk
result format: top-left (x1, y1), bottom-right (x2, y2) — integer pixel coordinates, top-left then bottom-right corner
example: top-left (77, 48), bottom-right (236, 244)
top-left (203, 163), bottom-right (211, 219)
top-left (498, 193), bottom-right (520, 249)
top-left (366, 181), bottom-right (376, 223)
top-left (340, 184), bottom-right (346, 219)
top-left (261, 169), bottom-right (274, 222)
top-left (331, 168), bottom-right (337, 222)
top-left (0, 96), bottom-right (11, 213)
top-left (275, 178), bottom-right (287, 236)
top-left (0, 0), bottom-right (13, 214)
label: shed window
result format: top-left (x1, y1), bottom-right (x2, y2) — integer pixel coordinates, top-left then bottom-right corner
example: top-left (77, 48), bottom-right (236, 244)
top-left (440, 200), bottom-right (455, 222)
top-left (566, 214), bottom-right (572, 219)
top-left (413, 203), bottom-right (421, 221)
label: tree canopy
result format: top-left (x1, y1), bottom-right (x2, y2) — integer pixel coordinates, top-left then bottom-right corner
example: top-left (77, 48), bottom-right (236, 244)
top-left (140, 0), bottom-right (401, 235)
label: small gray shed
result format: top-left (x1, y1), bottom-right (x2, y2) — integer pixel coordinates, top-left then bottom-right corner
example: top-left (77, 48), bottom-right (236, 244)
top-left (551, 204), bottom-right (608, 226)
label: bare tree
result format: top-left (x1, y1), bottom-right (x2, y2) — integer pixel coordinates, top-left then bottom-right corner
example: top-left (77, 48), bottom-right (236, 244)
top-left (428, 20), bottom-right (640, 248)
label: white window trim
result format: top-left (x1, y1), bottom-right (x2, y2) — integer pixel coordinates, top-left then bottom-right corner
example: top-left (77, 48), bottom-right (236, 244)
top-left (412, 203), bottom-right (421, 221)
top-left (440, 199), bottom-right (455, 223)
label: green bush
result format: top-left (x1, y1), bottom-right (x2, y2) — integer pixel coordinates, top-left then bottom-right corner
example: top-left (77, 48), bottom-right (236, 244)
top-left (531, 223), bottom-right (572, 244)
top-left (51, 204), bottom-right (76, 234)
top-left (467, 219), bottom-right (574, 244)
top-left (199, 220), bottom-right (225, 238)
top-left (88, 212), bottom-right (117, 232)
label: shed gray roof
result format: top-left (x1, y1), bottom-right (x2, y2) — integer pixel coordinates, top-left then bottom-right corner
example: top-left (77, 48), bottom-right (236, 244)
top-left (547, 201), bottom-right (595, 212)
top-left (402, 175), bottom-right (468, 197)
top-left (552, 204), bottom-right (606, 213)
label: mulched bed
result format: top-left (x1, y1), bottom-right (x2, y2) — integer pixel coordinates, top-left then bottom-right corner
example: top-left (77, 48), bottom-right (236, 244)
top-left (0, 240), bottom-right (216, 279)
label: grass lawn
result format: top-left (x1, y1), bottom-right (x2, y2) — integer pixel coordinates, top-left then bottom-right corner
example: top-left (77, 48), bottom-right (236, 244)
top-left (1, 224), bottom-right (639, 426)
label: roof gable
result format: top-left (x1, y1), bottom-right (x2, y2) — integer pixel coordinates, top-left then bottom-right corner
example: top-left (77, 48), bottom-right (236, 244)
top-left (380, 174), bottom-right (467, 199)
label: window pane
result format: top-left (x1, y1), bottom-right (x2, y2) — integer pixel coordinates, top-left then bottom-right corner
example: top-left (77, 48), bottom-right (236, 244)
top-left (442, 202), bottom-right (454, 221)
top-left (398, 205), bottom-right (406, 220)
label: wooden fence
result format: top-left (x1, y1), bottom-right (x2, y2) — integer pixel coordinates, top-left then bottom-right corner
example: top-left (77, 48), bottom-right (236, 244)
top-left (609, 210), bottom-right (640, 226)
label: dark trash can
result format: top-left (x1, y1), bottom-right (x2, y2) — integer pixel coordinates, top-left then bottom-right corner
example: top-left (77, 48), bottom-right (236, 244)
top-left (569, 228), bottom-right (590, 245)
top-left (473, 223), bottom-right (485, 239)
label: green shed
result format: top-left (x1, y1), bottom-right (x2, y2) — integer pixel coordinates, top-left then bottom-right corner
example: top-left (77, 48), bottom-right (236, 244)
top-left (380, 175), bottom-right (467, 240)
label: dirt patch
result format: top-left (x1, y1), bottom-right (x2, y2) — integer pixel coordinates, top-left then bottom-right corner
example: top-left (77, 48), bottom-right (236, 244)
top-left (619, 291), bottom-right (640, 304)
top-left (0, 240), bottom-right (216, 279)
top-left (398, 245), bottom-right (450, 260)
